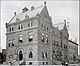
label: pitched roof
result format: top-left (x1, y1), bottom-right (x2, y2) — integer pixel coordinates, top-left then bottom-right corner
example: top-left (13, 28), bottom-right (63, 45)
top-left (8, 6), bottom-right (44, 24)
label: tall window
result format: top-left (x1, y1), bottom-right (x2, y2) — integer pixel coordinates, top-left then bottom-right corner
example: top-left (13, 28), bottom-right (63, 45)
top-left (29, 51), bottom-right (33, 58)
top-left (18, 34), bottom-right (23, 43)
top-left (10, 27), bottom-right (14, 32)
top-left (10, 28), bottom-right (11, 32)
top-left (42, 51), bottom-right (44, 58)
top-left (31, 22), bottom-right (33, 27)
top-left (28, 32), bottom-right (33, 42)
top-left (46, 35), bottom-right (48, 44)
top-left (18, 25), bottom-right (20, 30)
top-left (28, 22), bottom-right (33, 27)
top-left (45, 52), bottom-right (48, 58)
top-left (12, 39), bottom-right (14, 46)
top-left (28, 23), bottom-right (30, 27)
top-left (19, 51), bottom-right (23, 61)
top-left (12, 27), bottom-right (14, 31)
top-left (18, 25), bottom-right (23, 30)
top-left (42, 33), bottom-right (44, 42)
top-left (21, 25), bottom-right (23, 29)
top-left (8, 43), bottom-right (10, 47)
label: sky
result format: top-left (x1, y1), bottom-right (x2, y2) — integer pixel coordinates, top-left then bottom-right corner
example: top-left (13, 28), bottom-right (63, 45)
top-left (1, 1), bottom-right (79, 50)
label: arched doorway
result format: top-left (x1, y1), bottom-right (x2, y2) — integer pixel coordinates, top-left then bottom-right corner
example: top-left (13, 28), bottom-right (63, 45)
top-left (19, 50), bottom-right (23, 61)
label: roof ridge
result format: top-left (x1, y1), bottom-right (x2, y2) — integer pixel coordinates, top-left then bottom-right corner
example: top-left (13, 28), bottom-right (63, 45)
top-left (13, 5), bottom-right (44, 17)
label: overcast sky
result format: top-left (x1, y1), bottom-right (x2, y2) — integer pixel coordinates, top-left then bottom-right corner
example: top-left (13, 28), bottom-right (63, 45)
top-left (1, 1), bottom-right (79, 49)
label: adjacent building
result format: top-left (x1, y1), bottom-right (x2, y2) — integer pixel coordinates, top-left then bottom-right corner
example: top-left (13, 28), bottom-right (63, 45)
top-left (2, 2), bottom-right (79, 65)
top-left (68, 40), bottom-right (78, 64)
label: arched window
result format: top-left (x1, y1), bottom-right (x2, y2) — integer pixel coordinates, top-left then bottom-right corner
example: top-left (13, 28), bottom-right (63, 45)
top-left (29, 51), bottom-right (33, 58)
top-left (29, 35), bottom-right (33, 42)
top-left (19, 51), bottom-right (23, 61)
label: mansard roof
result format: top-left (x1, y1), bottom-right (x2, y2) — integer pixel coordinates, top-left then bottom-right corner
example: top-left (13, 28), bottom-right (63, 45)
top-left (8, 6), bottom-right (45, 24)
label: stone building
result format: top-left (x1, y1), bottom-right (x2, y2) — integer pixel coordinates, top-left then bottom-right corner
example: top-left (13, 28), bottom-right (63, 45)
top-left (3, 2), bottom-right (78, 65)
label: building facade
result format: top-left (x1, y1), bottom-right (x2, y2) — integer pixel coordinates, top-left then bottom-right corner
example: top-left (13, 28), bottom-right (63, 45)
top-left (68, 40), bottom-right (78, 64)
top-left (3, 2), bottom-right (78, 65)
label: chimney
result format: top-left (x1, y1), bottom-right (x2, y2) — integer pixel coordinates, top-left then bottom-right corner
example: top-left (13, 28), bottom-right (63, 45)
top-left (31, 6), bottom-right (34, 10)
top-left (14, 12), bottom-right (16, 16)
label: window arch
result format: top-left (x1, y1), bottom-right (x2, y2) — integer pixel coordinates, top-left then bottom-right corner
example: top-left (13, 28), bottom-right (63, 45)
top-left (19, 50), bottom-right (23, 61)
top-left (29, 51), bottom-right (33, 58)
